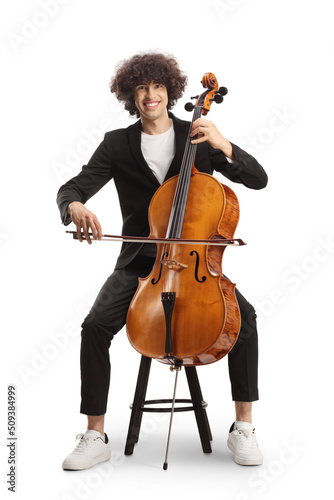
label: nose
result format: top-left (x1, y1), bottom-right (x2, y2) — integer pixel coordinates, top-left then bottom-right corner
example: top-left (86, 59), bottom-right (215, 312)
top-left (146, 84), bottom-right (156, 99)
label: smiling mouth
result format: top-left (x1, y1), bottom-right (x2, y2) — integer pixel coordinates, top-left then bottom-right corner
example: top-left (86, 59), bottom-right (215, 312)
top-left (144, 101), bottom-right (160, 109)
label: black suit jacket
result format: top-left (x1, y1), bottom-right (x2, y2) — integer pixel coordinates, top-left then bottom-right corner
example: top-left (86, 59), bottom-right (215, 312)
top-left (57, 113), bottom-right (268, 269)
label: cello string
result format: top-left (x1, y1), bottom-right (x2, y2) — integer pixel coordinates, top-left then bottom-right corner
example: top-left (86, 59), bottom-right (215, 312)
top-left (161, 111), bottom-right (197, 294)
top-left (158, 88), bottom-right (211, 261)
top-left (159, 128), bottom-right (195, 338)
top-left (169, 106), bottom-right (200, 237)
top-left (177, 106), bottom-right (201, 225)
top-left (168, 119), bottom-right (193, 235)
top-left (163, 103), bottom-right (201, 270)
top-left (171, 106), bottom-right (201, 238)
top-left (165, 137), bottom-right (189, 238)
top-left (154, 93), bottom-right (211, 362)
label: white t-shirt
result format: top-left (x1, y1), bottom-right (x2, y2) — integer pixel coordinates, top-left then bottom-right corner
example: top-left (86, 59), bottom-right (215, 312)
top-left (141, 123), bottom-right (176, 184)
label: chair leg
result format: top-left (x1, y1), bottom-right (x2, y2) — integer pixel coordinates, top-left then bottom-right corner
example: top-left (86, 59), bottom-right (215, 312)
top-left (185, 366), bottom-right (212, 453)
top-left (124, 356), bottom-right (152, 455)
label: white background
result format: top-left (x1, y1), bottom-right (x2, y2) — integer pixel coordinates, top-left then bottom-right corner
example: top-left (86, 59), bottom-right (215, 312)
top-left (1, 0), bottom-right (333, 498)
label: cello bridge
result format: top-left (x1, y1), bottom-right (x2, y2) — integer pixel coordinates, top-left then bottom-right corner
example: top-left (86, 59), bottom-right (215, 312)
top-left (161, 259), bottom-right (188, 271)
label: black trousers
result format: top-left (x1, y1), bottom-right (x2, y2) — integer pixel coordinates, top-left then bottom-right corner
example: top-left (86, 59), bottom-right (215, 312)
top-left (80, 256), bottom-right (259, 415)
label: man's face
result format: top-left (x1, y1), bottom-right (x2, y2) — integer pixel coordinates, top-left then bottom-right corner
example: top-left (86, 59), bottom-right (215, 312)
top-left (134, 81), bottom-right (168, 122)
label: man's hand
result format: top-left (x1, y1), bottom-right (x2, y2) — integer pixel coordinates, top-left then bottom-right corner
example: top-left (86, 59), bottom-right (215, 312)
top-left (67, 202), bottom-right (102, 244)
top-left (190, 118), bottom-right (235, 160)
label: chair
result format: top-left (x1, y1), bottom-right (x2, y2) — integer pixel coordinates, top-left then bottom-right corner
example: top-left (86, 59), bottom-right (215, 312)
top-left (124, 355), bottom-right (213, 460)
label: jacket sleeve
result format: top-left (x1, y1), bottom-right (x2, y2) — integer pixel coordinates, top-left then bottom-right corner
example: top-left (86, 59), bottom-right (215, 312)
top-left (56, 133), bottom-right (113, 225)
top-left (209, 142), bottom-right (268, 189)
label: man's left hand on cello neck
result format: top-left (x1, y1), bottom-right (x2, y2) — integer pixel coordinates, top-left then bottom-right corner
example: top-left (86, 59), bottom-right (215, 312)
top-left (190, 117), bottom-right (235, 160)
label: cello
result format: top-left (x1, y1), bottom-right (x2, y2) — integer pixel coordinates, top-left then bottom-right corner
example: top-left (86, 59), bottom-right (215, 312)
top-left (126, 73), bottom-right (242, 367)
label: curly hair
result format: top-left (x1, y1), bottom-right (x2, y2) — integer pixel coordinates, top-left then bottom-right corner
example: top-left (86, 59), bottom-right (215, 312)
top-left (109, 52), bottom-right (188, 118)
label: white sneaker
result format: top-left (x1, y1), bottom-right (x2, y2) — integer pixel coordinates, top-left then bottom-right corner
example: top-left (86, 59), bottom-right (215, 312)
top-left (227, 422), bottom-right (263, 466)
top-left (62, 430), bottom-right (111, 471)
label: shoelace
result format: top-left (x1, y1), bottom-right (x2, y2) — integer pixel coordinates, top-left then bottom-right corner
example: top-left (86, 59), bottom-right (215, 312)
top-left (234, 428), bottom-right (257, 450)
top-left (73, 433), bottom-right (96, 454)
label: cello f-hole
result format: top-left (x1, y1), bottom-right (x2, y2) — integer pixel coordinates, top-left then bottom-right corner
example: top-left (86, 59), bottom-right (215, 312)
top-left (151, 251), bottom-right (169, 285)
top-left (190, 250), bottom-right (207, 283)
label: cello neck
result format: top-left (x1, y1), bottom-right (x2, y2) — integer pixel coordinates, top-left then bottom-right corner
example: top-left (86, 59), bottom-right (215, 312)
top-left (165, 105), bottom-right (203, 239)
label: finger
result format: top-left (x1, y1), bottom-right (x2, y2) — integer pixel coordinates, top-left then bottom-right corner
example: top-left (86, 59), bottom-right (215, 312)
top-left (82, 220), bottom-right (92, 245)
top-left (192, 118), bottom-right (207, 127)
top-left (90, 218), bottom-right (98, 240)
top-left (95, 218), bottom-right (103, 240)
top-left (89, 214), bottom-right (102, 240)
top-left (191, 129), bottom-right (205, 140)
top-left (190, 122), bottom-right (202, 136)
top-left (191, 135), bottom-right (206, 145)
top-left (76, 224), bottom-right (83, 242)
top-left (190, 126), bottom-right (207, 137)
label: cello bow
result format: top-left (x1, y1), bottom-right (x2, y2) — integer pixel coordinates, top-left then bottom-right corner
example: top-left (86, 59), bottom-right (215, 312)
top-left (65, 230), bottom-right (246, 246)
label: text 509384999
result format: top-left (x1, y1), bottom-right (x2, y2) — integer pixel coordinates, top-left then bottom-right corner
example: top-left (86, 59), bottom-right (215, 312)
top-left (7, 385), bottom-right (16, 492)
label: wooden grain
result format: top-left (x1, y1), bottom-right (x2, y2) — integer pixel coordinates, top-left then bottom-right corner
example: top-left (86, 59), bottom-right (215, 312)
top-left (126, 172), bottom-right (241, 366)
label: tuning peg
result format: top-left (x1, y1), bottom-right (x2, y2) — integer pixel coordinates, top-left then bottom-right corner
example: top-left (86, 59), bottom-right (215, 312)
top-left (214, 94), bottom-right (224, 103)
top-left (185, 102), bottom-right (195, 112)
top-left (209, 94), bottom-right (224, 104)
top-left (191, 95), bottom-right (199, 100)
top-left (218, 86), bottom-right (228, 96)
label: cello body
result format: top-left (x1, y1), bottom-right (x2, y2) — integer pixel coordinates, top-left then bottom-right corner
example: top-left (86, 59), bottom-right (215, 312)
top-left (126, 170), bottom-right (241, 366)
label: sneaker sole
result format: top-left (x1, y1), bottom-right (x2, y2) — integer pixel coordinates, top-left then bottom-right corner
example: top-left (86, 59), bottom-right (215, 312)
top-left (227, 439), bottom-right (263, 466)
top-left (62, 450), bottom-right (111, 471)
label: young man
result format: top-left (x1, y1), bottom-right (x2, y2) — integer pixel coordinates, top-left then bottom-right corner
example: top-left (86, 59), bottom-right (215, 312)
top-left (57, 52), bottom-right (268, 470)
